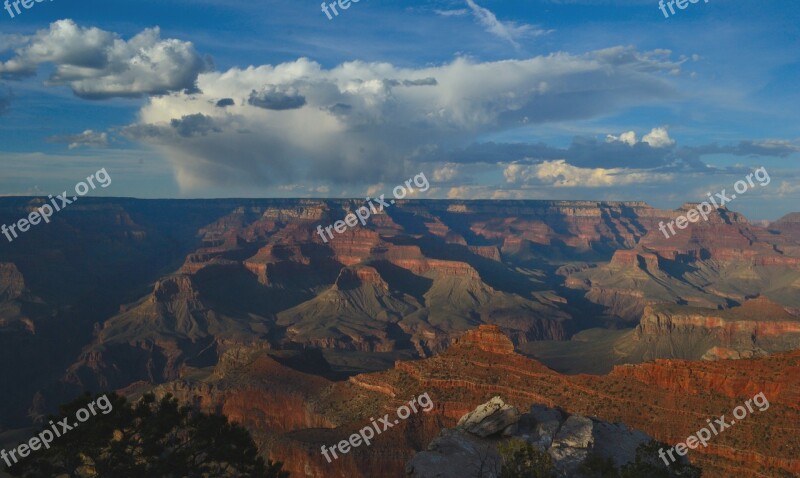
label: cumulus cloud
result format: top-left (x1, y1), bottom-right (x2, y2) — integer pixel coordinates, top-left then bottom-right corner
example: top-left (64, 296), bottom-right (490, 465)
top-left (121, 47), bottom-right (682, 191)
top-left (436, 129), bottom-right (683, 171)
top-left (48, 129), bottom-right (108, 149)
top-left (504, 160), bottom-right (674, 187)
top-left (447, 186), bottom-right (473, 198)
top-left (435, 130), bottom-right (795, 179)
top-left (433, 164), bottom-right (460, 182)
top-left (642, 126), bottom-right (675, 147)
top-left (606, 126), bottom-right (675, 148)
top-left (0, 20), bottom-right (207, 98)
top-left (0, 33), bottom-right (26, 54)
top-left (606, 131), bottom-right (638, 146)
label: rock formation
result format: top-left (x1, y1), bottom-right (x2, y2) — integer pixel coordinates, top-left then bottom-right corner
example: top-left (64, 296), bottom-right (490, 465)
top-left (407, 397), bottom-right (664, 478)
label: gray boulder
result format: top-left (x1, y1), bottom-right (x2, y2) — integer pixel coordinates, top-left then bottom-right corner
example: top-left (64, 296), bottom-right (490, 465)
top-left (530, 404), bottom-right (562, 448)
top-left (405, 428), bottom-right (502, 478)
top-left (456, 396), bottom-right (521, 438)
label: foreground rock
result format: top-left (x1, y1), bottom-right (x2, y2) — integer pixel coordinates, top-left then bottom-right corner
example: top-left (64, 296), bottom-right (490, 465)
top-left (456, 396), bottom-right (521, 437)
top-left (407, 397), bottom-right (694, 478)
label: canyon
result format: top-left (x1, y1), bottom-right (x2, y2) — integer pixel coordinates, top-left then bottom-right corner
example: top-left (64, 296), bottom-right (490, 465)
top-left (1, 197), bottom-right (800, 476)
top-left (149, 325), bottom-right (799, 477)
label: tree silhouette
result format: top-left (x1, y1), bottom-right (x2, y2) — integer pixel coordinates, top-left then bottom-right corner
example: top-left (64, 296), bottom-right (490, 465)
top-left (8, 392), bottom-right (289, 478)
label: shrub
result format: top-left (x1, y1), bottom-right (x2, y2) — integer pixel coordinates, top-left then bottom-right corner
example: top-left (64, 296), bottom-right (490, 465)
top-left (498, 438), bottom-right (555, 478)
top-left (8, 392), bottom-right (289, 478)
top-left (619, 440), bottom-right (701, 478)
top-left (580, 453), bottom-right (619, 478)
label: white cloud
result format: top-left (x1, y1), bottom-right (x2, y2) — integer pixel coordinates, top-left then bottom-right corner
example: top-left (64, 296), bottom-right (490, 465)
top-left (750, 139), bottom-right (800, 153)
top-left (504, 160), bottom-right (674, 187)
top-left (642, 126), bottom-right (675, 148)
top-left (48, 129), bottom-right (109, 149)
top-left (0, 20), bottom-right (207, 98)
top-left (443, 184), bottom-right (531, 199)
top-left (607, 126), bottom-right (675, 148)
top-left (447, 186), bottom-right (472, 198)
top-left (606, 131), bottom-right (638, 146)
top-left (464, 0), bottom-right (550, 48)
top-left (776, 181), bottom-right (800, 196)
top-left (434, 9), bottom-right (469, 17)
top-left (119, 47), bottom-right (680, 192)
top-left (433, 164), bottom-right (459, 182)
top-left (366, 184), bottom-right (385, 196)
top-left (490, 189), bottom-right (525, 199)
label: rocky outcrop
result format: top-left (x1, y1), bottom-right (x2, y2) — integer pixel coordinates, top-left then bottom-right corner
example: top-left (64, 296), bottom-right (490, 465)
top-left (154, 351), bottom-right (334, 435)
top-left (334, 265), bottom-right (389, 291)
top-left (468, 245), bottom-right (501, 261)
top-left (609, 250), bottom-right (660, 272)
top-left (322, 326), bottom-right (800, 478)
top-left (631, 298), bottom-right (800, 360)
top-left (557, 203), bottom-right (800, 323)
top-left (769, 212), bottom-right (800, 239)
top-left (328, 228), bottom-right (383, 266)
top-left (0, 263), bottom-right (25, 302)
top-left (59, 197), bottom-right (800, 398)
top-left (3, 197), bottom-right (800, 478)
top-left (151, 275), bottom-right (200, 305)
top-left (406, 397), bottom-right (658, 478)
top-left (93, 323), bottom-right (800, 478)
top-left (452, 325), bottom-right (515, 355)
top-left (456, 396), bottom-right (521, 437)
top-left (584, 288), bottom-right (659, 322)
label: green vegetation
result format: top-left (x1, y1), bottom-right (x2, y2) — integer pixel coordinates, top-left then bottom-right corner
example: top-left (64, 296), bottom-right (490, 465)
top-left (580, 453), bottom-right (618, 478)
top-left (619, 441), bottom-right (701, 478)
top-left (498, 438), bottom-right (555, 478)
top-left (9, 392), bottom-right (288, 478)
top-left (498, 439), bottom-right (701, 478)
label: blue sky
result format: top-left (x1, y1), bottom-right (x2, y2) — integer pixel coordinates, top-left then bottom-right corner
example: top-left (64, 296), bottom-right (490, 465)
top-left (0, 0), bottom-right (798, 219)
